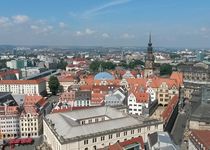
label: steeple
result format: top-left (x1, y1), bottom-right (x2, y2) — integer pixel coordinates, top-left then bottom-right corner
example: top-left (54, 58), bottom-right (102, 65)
top-left (144, 33), bottom-right (155, 78)
top-left (148, 32), bottom-right (152, 46)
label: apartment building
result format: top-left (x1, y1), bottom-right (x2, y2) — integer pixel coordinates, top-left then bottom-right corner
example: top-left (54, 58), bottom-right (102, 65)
top-left (0, 79), bottom-right (46, 96)
top-left (0, 106), bottom-right (20, 139)
top-left (20, 95), bottom-right (47, 138)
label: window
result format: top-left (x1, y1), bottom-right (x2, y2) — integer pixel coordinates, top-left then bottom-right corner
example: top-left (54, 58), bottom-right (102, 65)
top-left (109, 134), bottom-right (112, 139)
top-left (147, 126), bottom-right (150, 131)
top-left (138, 128), bottom-right (141, 133)
top-left (92, 138), bottom-right (97, 143)
top-left (84, 139), bottom-right (88, 145)
top-left (101, 136), bottom-right (105, 141)
top-left (131, 130), bottom-right (134, 134)
top-left (88, 120), bottom-right (92, 123)
top-left (116, 133), bottom-right (120, 137)
top-left (95, 118), bottom-right (98, 122)
top-left (124, 131), bottom-right (127, 136)
top-left (155, 125), bottom-right (158, 129)
top-left (81, 121), bottom-right (85, 125)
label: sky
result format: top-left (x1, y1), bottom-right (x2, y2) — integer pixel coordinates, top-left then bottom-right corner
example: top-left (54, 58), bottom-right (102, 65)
top-left (0, 0), bottom-right (210, 48)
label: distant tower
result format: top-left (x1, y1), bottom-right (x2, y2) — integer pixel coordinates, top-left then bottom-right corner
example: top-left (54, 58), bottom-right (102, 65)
top-left (144, 33), bottom-right (155, 78)
top-left (98, 64), bottom-right (103, 72)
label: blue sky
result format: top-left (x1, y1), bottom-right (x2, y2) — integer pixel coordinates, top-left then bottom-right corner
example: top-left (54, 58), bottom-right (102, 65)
top-left (0, 0), bottom-right (210, 48)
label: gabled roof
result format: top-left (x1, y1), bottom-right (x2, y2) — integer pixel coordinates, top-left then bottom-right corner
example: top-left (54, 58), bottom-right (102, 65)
top-left (101, 136), bottom-right (145, 150)
top-left (162, 95), bottom-right (179, 123)
top-left (170, 72), bottom-right (183, 87)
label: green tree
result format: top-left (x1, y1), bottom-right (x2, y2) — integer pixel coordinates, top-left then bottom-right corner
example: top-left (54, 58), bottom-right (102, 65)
top-left (57, 59), bottom-right (68, 70)
top-left (89, 61), bottom-right (116, 73)
top-left (49, 76), bottom-right (60, 95)
top-left (89, 60), bottom-right (100, 73)
top-left (160, 64), bottom-right (172, 76)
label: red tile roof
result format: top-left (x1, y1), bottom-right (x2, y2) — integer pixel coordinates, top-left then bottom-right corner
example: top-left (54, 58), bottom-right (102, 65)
top-left (162, 95), bottom-right (179, 123)
top-left (0, 69), bottom-right (20, 78)
top-left (0, 78), bottom-right (45, 84)
top-left (134, 92), bottom-right (150, 103)
top-left (58, 75), bottom-right (75, 82)
top-left (170, 72), bottom-right (183, 87)
top-left (101, 136), bottom-right (144, 150)
top-left (24, 95), bottom-right (44, 106)
top-left (190, 129), bottom-right (210, 149)
top-left (91, 93), bottom-right (105, 104)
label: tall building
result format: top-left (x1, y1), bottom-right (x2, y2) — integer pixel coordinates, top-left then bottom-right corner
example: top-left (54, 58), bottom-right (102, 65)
top-left (144, 33), bottom-right (155, 78)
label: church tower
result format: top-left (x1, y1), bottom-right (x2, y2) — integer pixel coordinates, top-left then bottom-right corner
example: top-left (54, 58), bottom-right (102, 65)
top-left (144, 33), bottom-right (155, 78)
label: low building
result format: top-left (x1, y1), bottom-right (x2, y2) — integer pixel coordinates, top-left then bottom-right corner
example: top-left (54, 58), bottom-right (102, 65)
top-left (128, 91), bottom-right (150, 116)
top-left (189, 129), bottom-right (210, 150)
top-left (0, 79), bottom-right (46, 96)
top-left (105, 87), bottom-right (126, 106)
top-left (43, 107), bottom-right (163, 150)
top-left (147, 131), bottom-right (179, 150)
top-left (59, 90), bottom-right (91, 107)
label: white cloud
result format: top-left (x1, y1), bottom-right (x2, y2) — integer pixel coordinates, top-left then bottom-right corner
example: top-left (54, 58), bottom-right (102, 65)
top-left (0, 16), bottom-right (12, 27)
top-left (83, 0), bottom-right (132, 17)
top-left (12, 15), bottom-right (29, 24)
top-left (121, 33), bottom-right (135, 39)
top-left (200, 27), bottom-right (209, 32)
top-left (30, 24), bottom-right (53, 34)
top-left (59, 22), bottom-right (67, 28)
top-left (76, 31), bottom-right (83, 36)
top-left (102, 33), bottom-right (110, 38)
top-left (85, 28), bottom-right (95, 35)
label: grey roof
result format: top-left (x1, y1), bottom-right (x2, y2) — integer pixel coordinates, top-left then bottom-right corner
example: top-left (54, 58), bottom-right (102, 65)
top-left (148, 131), bottom-right (179, 150)
top-left (190, 85), bottom-right (210, 123)
top-left (45, 107), bottom-right (161, 141)
top-left (12, 94), bottom-right (25, 106)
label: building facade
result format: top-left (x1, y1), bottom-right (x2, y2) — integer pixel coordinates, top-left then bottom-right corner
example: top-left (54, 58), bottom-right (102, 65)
top-left (0, 79), bottom-right (46, 96)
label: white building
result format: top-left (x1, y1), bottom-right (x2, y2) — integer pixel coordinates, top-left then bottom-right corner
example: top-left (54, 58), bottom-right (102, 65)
top-left (43, 106), bottom-right (163, 150)
top-left (105, 87), bottom-right (126, 106)
top-left (128, 92), bottom-right (150, 116)
top-left (0, 106), bottom-right (20, 139)
top-left (0, 79), bottom-right (46, 96)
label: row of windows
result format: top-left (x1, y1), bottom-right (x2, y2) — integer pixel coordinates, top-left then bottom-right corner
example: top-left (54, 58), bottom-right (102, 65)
top-left (83, 128), bottom-right (153, 145)
top-left (1, 125), bottom-right (19, 128)
top-left (21, 123), bottom-right (37, 126)
top-left (1, 129), bottom-right (19, 132)
top-left (129, 109), bottom-right (142, 112)
top-left (81, 117), bottom-right (106, 125)
top-left (21, 127), bottom-right (37, 131)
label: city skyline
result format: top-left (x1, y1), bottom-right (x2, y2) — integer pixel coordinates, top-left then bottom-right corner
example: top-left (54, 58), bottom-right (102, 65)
top-left (0, 0), bottom-right (210, 48)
